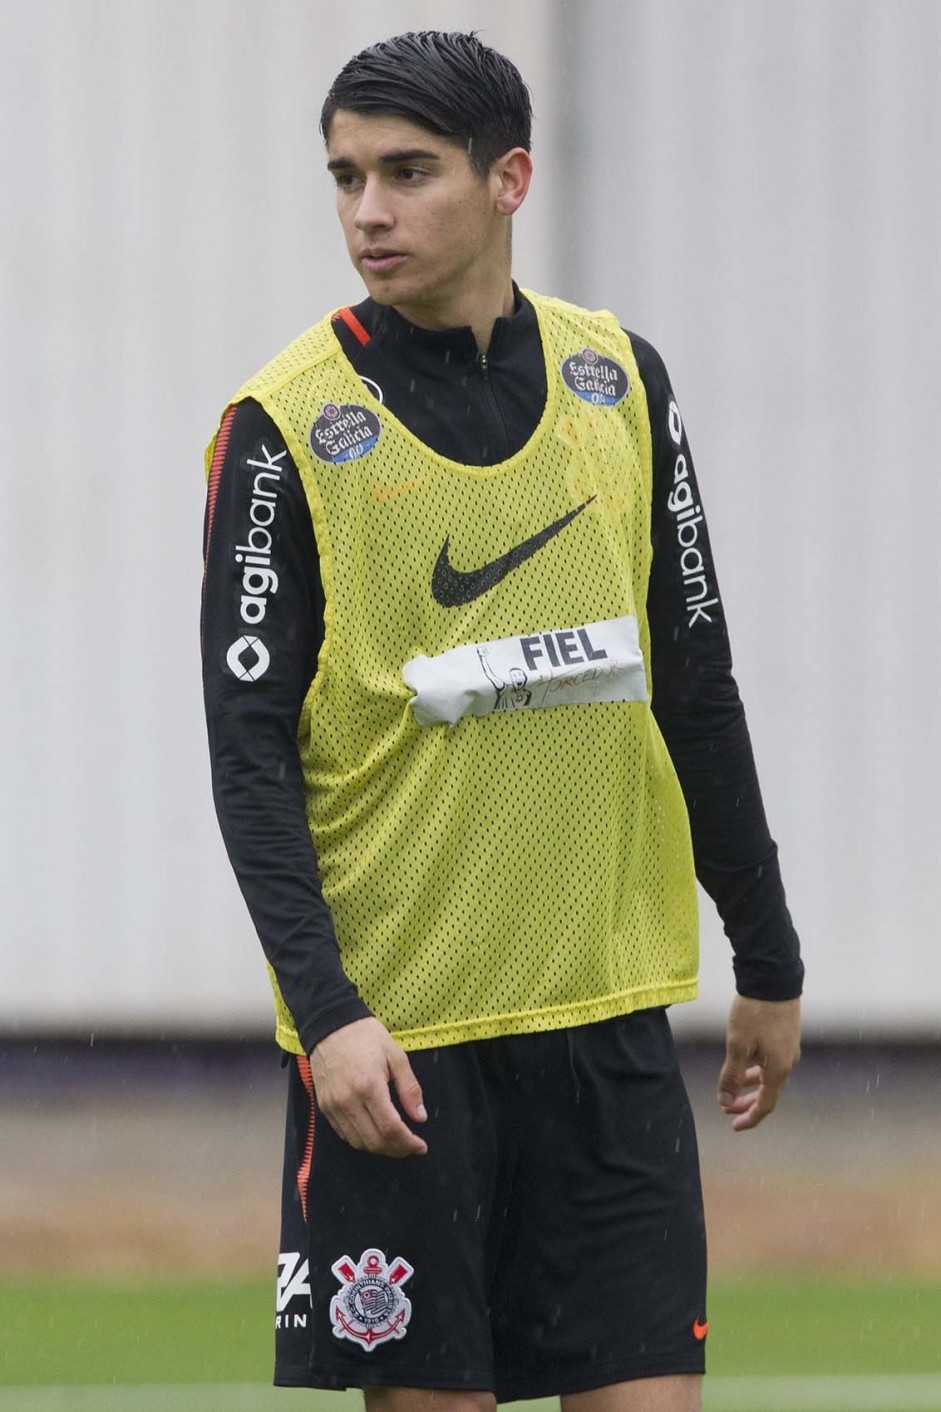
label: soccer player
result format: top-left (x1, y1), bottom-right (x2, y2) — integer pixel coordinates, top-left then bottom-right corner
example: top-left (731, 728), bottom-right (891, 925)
top-left (201, 30), bottom-right (802, 1412)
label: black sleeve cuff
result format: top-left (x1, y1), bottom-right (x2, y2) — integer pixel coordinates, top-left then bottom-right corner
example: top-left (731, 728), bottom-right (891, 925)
top-left (297, 996), bottom-right (375, 1055)
top-left (733, 959), bottom-right (805, 1001)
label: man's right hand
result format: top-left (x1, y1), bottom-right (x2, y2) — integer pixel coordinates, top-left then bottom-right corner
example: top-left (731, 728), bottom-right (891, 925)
top-left (309, 1017), bottom-right (429, 1158)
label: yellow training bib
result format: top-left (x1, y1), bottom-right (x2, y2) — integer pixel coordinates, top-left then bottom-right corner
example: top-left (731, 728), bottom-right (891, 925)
top-left (210, 291), bottom-right (699, 1052)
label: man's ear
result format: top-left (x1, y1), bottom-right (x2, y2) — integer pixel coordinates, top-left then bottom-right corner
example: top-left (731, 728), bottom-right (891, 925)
top-left (492, 147), bottom-right (533, 216)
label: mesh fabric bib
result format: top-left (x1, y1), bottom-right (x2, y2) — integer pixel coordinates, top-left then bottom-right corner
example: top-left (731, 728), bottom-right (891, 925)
top-left (213, 292), bottom-right (698, 1052)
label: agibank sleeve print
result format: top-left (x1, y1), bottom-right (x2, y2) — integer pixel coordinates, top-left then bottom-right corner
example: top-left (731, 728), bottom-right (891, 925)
top-left (201, 398), bottom-right (372, 1050)
top-left (634, 336), bottom-right (804, 1002)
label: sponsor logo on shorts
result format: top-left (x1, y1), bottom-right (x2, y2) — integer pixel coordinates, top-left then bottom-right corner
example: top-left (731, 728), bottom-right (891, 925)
top-left (310, 402), bottom-right (381, 464)
top-left (693, 1316), bottom-right (709, 1341)
top-left (329, 1248), bottom-right (414, 1350)
top-left (276, 1251), bottom-right (311, 1330)
top-left (561, 347), bottom-right (630, 405)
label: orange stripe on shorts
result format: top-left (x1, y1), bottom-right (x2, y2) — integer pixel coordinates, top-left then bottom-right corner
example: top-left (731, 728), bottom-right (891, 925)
top-left (295, 1054), bottom-right (316, 1224)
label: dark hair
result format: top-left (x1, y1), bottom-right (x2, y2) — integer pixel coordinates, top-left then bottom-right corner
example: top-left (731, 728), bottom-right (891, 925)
top-left (320, 31), bottom-right (532, 177)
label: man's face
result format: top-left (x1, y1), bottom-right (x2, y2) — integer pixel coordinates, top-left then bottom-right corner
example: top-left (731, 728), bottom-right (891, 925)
top-left (326, 110), bottom-right (505, 322)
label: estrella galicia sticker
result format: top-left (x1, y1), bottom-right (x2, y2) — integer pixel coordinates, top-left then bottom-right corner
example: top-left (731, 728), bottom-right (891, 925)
top-left (560, 347), bottom-right (630, 406)
top-left (310, 402), bottom-right (382, 464)
top-left (330, 1249), bottom-right (414, 1351)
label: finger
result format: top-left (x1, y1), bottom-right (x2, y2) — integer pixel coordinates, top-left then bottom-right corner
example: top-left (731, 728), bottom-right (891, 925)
top-left (324, 1086), bottom-right (423, 1157)
top-left (730, 1067), bottom-right (790, 1130)
top-left (318, 1071), bottom-right (427, 1157)
top-left (721, 1092), bottom-right (759, 1115)
top-left (328, 1098), bottom-right (403, 1156)
top-left (364, 1093), bottom-right (428, 1158)
top-left (717, 1050), bottom-right (756, 1088)
top-left (388, 1050), bottom-right (428, 1123)
top-left (322, 1106), bottom-right (363, 1151)
top-left (318, 1085), bottom-right (391, 1154)
top-left (718, 1062), bottom-right (762, 1109)
top-left (731, 1087), bottom-right (776, 1131)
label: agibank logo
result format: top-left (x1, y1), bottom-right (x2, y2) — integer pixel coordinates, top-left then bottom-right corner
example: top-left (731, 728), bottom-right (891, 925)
top-left (561, 347), bottom-right (630, 406)
top-left (664, 398), bottom-right (719, 629)
top-left (234, 441), bottom-right (285, 628)
top-left (226, 634), bottom-right (270, 682)
top-left (224, 437), bottom-right (284, 683)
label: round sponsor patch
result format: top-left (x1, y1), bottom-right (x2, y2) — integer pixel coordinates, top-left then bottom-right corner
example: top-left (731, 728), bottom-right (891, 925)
top-left (310, 402), bottom-right (382, 464)
top-left (560, 347), bottom-right (630, 406)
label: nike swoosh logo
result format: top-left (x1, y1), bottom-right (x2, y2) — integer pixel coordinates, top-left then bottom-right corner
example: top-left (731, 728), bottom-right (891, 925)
top-left (431, 496), bottom-right (596, 607)
top-left (693, 1318), bottom-right (709, 1341)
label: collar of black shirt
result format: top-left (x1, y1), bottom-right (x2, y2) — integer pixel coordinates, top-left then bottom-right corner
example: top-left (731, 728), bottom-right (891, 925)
top-left (334, 282), bottom-right (532, 366)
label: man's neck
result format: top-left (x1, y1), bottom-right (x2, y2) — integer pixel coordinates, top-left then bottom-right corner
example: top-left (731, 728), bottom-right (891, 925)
top-left (389, 274), bottom-right (516, 355)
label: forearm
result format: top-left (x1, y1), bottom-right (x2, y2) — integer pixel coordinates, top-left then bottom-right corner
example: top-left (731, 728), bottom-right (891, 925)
top-left (208, 708), bottom-right (371, 1050)
top-left (202, 398), bottom-right (370, 1051)
top-left (659, 696), bottom-right (803, 999)
top-left (634, 331), bottom-right (803, 999)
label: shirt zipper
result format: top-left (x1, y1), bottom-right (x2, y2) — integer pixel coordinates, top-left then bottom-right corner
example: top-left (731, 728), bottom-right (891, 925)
top-left (476, 349), bottom-right (510, 457)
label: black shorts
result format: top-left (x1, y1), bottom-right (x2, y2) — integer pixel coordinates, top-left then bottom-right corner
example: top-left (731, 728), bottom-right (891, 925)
top-left (274, 1008), bottom-right (707, 1402)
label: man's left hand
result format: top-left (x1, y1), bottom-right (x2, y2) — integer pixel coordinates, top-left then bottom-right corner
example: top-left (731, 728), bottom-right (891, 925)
top-left (717, 995), bottom-right (801, 1132)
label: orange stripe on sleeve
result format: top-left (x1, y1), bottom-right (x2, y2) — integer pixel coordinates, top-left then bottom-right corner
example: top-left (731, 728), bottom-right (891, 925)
top-left (205, 403), bottom-right (237, 559)
top-left (200, 404), bottom-right (238, 652)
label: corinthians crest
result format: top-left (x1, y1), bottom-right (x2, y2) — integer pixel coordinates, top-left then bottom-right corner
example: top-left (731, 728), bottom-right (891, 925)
top-left (330, 1248), bottom-right (414, 1349)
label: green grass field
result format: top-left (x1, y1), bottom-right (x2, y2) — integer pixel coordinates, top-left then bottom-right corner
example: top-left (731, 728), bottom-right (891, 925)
top-left (1, 1277), bottom-right (939, 1411)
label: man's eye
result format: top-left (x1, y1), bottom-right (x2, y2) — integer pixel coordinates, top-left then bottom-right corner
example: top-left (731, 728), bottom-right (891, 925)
top-left (397, 167), bottom-right (426, 182)
top-left (334, 173), bottom-right (361, 191)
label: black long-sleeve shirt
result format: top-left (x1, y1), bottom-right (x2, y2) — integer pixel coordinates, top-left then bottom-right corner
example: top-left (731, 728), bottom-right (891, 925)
top-left (201, 291), bottom-right (802, 1054)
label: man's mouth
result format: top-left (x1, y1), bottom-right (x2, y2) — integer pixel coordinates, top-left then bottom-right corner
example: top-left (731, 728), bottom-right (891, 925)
top-left (360, 251), bottom-right (408, 273)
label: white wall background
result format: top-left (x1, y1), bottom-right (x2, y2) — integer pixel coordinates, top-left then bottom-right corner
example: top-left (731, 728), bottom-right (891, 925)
top-left (1, 0), bottom-right (938, 1038)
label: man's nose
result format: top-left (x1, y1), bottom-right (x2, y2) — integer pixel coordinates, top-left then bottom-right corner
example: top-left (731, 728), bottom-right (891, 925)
top-left (354, 177), bottom-right (392, 231)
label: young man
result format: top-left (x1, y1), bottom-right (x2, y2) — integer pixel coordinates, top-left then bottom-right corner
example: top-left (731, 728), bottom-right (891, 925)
top-left (202, 30), bottom-right (802, 1412)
